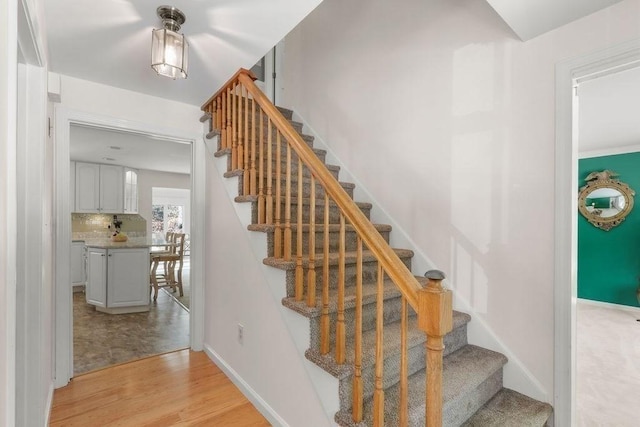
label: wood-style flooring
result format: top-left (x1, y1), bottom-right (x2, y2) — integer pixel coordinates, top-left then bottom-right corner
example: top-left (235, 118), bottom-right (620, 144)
top-left (50, 349), bottom-right (271, 426)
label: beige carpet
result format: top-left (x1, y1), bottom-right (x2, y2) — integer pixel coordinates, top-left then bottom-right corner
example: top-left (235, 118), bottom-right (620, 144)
top-left (576, 300), bottom-right (640, 426)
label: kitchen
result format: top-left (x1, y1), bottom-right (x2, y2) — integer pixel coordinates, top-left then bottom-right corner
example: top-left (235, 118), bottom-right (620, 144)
top-left (69, 123), bottom-right (192, 374)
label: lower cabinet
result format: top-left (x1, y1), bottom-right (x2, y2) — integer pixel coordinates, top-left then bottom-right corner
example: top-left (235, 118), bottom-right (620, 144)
top-left (86, 247), bottom-right (150, 313)
top-left (71, 241), bottom-right (86, 286)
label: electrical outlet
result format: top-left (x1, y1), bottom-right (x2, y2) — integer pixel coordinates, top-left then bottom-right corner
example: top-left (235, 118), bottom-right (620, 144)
top-left (238, 324), bottom-right (244, 345)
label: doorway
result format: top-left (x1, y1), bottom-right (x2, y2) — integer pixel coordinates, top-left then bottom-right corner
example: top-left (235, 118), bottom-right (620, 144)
top-left (69, 126), bottom-right (194, 375)
top-left (250, 40), bottom-right (285, 105)
top-left (554, 38), bottom-right (640, 426)
top-left (54, 107), bottom-right (205, 387)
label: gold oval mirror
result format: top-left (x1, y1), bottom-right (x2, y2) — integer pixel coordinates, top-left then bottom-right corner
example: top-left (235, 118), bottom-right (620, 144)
top-left (578, 170), bottom-right (635, 231)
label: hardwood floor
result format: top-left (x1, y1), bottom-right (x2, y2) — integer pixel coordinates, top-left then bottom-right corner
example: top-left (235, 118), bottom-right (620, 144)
top-left (50, 349), bottom-right (270, 426)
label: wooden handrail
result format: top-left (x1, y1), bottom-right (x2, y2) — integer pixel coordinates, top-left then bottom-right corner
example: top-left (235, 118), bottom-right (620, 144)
top-left (202, 68), bottom-right (452, 426)
top-left (230, 70), bottom-right (423, 311)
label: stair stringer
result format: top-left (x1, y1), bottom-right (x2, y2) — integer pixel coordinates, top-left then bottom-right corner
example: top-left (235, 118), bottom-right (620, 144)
top-left (289, 112), bottom-right (550, 404)
top-left (209, 146), bottom-right (341, 426)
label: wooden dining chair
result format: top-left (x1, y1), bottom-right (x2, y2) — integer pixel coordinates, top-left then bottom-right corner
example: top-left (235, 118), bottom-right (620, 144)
top-left (149, 232), bottom-right (185, 302)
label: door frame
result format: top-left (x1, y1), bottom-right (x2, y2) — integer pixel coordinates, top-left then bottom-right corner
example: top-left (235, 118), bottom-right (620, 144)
top-left (54, 107), bottom-right (206, 387)
top-left (253, 40), bottom-right (285, 104)
top-left (554, 37), bottom-right (640, 426)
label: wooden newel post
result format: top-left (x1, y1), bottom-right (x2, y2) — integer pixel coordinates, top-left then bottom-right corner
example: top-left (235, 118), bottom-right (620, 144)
top-left (418, 270), bottom-right (453, 427)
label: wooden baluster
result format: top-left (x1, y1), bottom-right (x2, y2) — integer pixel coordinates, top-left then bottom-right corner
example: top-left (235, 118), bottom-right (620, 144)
top-left (237, 85), bottom-right (244, 181)
top-left (373, 263), bottom-right (385, 427)
top-left (273, 131), bottom-right (282, 258)
top-left (294, 158), bottom-right (304, 301)
top-left (257, 109), bottom-right (265, 224)
top-left (400, 295), bottom-right (408, 427)
top-left (250, 97), bottom-right (257, 196)
top-left (320, 193), bottom-right (330, 355)
top-left (231, 83), bottom-right (238, 170)
top-left (419, 270), bottom-right (452, 427)
top-left (352, 236), bottom-right (363, 422)
top-left (265, 119), bottom-right (273, 224)
top-left (212, 101), bottom-right (216, 133)
top-left (283, 143), bottom-right (292, 261)
top-left (335, 213), bottom-right (346, 364)
top-left (243, 86), bottom-right (250, 196)
top-left (216, 95), bottom-right (222, 135)
top-left (223, 88), bottom-right (230, 151)
top-left (307, 175), bottom-right (316, 307)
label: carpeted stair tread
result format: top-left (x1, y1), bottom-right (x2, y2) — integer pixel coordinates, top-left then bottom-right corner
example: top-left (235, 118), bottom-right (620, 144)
top-left (305, 309), bottom-right (471, 380)
top-left (461, 388), bottom-right (553, 426)
top-left (235, 194), bottom-right (372, 210)
top-left (263, 248), bottom-right (413, 270)
top-left (223, 162), bottom-right (341, 177)
top-left (282, 279), bottom-right (405, 318)
top-left (335, 345), bottom-right (508, 427)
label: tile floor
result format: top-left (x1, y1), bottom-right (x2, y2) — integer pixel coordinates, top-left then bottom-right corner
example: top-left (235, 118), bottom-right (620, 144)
top-left (576, 300), bottom-right (640, 426)
top-left (73, 288), bottom-right (190, 375)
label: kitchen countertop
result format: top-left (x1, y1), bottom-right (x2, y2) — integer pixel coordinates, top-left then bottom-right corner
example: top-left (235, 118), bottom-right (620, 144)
top-left (80, 237), bottom-right (167, 249)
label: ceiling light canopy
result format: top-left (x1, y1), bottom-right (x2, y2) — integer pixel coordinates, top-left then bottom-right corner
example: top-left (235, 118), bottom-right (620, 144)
top-left (151, 5), bottom-right (189, 79)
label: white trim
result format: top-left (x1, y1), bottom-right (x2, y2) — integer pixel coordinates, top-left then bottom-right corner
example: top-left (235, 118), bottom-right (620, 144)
top-left (577, 297), bottom-right (640, 313)
top-left (1, 0), bottom-right (18, 424)
top-left (578, 143), bottom-right (640, 159)
top-left (203, 344), bottom-right (289, 427)
top-left (54, 107), bottom-right (206, 386)
top-left (554, 37), bottom-right (640, 427)
top-left (44, 382), bottom-right (54, 426)
top-left (16, 0), bottom-right (44, 67)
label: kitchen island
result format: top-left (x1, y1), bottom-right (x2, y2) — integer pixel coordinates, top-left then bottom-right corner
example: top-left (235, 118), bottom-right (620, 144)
top-left (83, 237), bottom-right (158, 314)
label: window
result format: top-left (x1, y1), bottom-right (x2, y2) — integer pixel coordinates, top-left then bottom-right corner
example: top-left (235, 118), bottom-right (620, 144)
top-left (152, 204), bottom-right (184, 234)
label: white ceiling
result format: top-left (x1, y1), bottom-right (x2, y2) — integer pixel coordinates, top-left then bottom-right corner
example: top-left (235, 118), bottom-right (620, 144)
top-left (485, 0), bottom-right (623, 40)
top-left (43, 0), bottom-right (323, 107)
top-left (46, 0), bottom-right (629, 171)
top-left (579, 66), bottom-right (640, 156)
top-left (70, 125), bottom-right (192, 174)
top-left (47, 0), bottom-right (322, 174)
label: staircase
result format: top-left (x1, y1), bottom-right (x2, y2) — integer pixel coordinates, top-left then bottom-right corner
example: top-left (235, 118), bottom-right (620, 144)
top-left (202, 70), bottom-right (553, 426)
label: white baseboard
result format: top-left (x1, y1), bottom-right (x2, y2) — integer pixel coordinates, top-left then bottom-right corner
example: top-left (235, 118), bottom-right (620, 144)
top-left (44, 382), bottom-right (54, 427)
top-left (578, 297), bottom-right (640, 313)
top-left (203, 344), bottom-right (289, 427)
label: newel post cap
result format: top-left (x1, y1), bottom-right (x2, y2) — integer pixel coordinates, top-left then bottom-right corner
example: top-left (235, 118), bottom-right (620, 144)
top-left (424, 270), bottom-right (445, 281)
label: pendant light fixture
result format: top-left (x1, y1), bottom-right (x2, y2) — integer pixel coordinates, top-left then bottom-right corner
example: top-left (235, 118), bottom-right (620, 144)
top-left (151, 5), bottom-right (189, 79)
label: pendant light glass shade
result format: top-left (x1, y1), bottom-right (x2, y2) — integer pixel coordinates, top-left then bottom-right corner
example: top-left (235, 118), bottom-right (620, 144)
top-left (151, 6), bottom-right (188, 79)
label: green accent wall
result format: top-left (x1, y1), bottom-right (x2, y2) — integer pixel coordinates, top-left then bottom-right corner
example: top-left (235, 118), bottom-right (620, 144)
top-left (578, 152), bottom-right (640, 307)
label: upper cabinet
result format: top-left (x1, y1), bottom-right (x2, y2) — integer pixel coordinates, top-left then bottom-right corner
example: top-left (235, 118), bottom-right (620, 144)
top-left (124, 168), bottom-right (138, 214)
top-left (74, 162), bottom-right (124, 213)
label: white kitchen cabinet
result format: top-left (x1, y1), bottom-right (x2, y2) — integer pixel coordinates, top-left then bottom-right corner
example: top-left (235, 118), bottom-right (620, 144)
top-left (107, 248), bottom-right (149, 307)
top-left (86, 246), bottom-right (150, 313)
top-left (123, 168), bottom-right (138, 214)
top-left (71, 241), bottom-right (86, 286)
top-left (74, 162), bottom-right (124, 213)
top-left (86, 247), bottom-right (107, 307)
top-left (70, 161), bottom-right (76, 212)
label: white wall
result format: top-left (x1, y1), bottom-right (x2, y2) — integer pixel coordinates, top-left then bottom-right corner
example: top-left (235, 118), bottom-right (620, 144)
top-left (58, 74), bottom-right (202, 131)
top-left (0, 0), bottom-right (17, 425)
top-left (138, 169), bottom-right (190, 237)
top-left (204, 152), bottom-right (332, 426)
top-left (282, 0), bottom-right (640, 403)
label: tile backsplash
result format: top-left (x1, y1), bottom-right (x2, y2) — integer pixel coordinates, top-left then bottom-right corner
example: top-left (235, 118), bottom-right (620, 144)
top-left (72, 213), bottom-right (146, 239)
